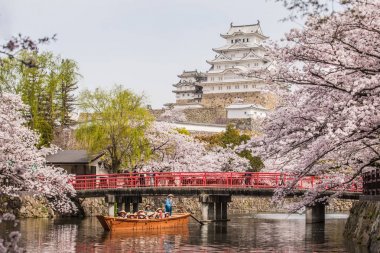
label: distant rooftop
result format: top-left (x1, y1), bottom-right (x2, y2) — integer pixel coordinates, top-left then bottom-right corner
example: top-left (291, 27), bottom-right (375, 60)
top-left (226, 103), bottom-right (268, 110)
top-left (46, 150), bottom-right (104, 164)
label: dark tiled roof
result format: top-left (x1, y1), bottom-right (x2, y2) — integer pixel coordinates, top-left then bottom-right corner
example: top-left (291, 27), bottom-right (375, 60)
top-left (46, 150), bottom-right (103, 164)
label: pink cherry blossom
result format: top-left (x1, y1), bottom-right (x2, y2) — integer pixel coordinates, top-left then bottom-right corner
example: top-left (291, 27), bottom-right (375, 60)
top-left (244, 0), bottom-right (377, 209)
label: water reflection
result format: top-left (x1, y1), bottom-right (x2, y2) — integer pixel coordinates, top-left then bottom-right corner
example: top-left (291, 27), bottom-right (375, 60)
top-left (96, 227), bottom-right (189, 253)
top-left (0, 214), bottom-right (371, 252)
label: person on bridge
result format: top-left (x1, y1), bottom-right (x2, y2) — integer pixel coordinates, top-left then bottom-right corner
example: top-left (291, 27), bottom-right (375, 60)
top-left (165, 194), bottom-right (174, 216)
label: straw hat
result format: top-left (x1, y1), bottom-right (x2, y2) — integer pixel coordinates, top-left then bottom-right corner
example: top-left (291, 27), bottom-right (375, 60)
top-left (118, 210), bottom-right (127, 214)
top-left (156, 208), bottom-right (163, 212)
top-left (168, 194), bottom-right (174, 197)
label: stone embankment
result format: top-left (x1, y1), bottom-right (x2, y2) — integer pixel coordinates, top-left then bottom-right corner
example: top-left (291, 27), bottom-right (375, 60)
top-left (1, 194), bottom-right (55, 218)
top-left (344, 200), bottom-right (380, 252)
top-left (142, 196), bottom-right (353, 215)
top-left (1, 195), bottom-right (354, 218)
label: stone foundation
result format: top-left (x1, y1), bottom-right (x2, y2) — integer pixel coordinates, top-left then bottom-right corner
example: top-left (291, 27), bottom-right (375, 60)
top-left (183, 108), bottom-right (227, 124)
top-left (201, 92), bottom-right (276, 109)
top-left (344, 200), bottom-right (380, 252)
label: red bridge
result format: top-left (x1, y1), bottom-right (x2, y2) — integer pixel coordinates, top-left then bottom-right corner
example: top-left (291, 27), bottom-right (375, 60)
top-left (71, 172), bottom-right (361, 192)
top-left (71, 172), bottom-right (362, 223)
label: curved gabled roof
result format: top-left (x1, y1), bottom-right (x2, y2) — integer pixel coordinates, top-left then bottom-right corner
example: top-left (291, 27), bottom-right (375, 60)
top-left (220, 21), bottom-right (268, 39)
top-left (212, 42), bottom-right (265, 53)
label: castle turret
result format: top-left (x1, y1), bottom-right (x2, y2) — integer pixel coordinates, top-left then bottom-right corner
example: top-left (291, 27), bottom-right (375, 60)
top-left (172, 70), bottom-right (206, 108)
top-left (200, 22), bottom-right (273, 109)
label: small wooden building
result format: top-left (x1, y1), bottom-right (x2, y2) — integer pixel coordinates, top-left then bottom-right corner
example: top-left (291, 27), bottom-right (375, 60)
top-left (46, 150), bottom-right (106, 175)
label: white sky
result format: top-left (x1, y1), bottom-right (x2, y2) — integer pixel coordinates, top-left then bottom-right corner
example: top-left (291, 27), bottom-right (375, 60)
top-left (0, 0), bottom-right (296, 108)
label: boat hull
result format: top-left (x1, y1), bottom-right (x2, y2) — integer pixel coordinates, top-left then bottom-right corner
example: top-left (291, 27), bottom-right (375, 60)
top-left (97, 213), bottom-right (191, 231)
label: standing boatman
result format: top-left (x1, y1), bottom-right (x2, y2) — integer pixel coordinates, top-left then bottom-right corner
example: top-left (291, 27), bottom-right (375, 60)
top-left (165, 194), bottom-right (174, 216)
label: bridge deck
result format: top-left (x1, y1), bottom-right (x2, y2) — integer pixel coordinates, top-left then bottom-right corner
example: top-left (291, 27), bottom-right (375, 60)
top-left (76, 186), bottom-right (361, 199)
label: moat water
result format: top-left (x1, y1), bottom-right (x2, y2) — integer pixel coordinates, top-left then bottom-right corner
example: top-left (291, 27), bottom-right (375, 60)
top-left (0, 213), bottom-right (369, 252)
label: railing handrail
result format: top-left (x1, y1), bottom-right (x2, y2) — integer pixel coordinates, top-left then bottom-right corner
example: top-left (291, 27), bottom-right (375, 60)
top-left (69, 172), bottom-right (362, 193)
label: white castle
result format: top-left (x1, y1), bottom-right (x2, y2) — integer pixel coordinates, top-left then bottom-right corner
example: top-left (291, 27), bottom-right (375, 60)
top-left (172, 21), bottom-right (274, 118)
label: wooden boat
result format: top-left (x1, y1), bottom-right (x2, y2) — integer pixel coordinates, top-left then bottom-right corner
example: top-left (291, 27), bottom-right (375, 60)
top-left (97, 213), bottom-right (191, 231)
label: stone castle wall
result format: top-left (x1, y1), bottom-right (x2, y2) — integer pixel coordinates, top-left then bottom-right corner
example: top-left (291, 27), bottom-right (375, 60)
top-left (344, 200), bottom-right (380, 252)
top-left (183, 108), bottom-right (227, 124)
top-left (201, 92), bottom-right (277, 109)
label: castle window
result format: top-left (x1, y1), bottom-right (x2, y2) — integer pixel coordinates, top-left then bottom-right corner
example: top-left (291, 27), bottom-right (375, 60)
top-left (218, 86), bottom-right (222, 90)
top-left (243, 39), bottom-right (245, 42)
top-left (218, 77), bottom-right (223, 81)
top-left (244, 85), bottom-right (248, 89)
top-left (254, 63), bottom-right (259, 66)
top-left (227, 86), bottom-right (231, 90)
top-left (247, 64), bottom-right (250, 67)
top-left (247, 38), bottom-right (249, 42)
top-left (235, 85), bottom-right (239, 89)
top-left (231, 40), bottom-right (233, 44)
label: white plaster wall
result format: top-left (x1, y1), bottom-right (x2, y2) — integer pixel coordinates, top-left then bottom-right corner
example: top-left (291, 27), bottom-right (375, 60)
top-left (227, 108), bottom-right (267, 119)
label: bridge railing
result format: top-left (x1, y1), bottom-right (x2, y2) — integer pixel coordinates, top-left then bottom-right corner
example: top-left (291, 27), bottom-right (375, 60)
top-left (69, 172), bottom-right (362, 192)
top-left (363, 169), bottom-right (380, 195)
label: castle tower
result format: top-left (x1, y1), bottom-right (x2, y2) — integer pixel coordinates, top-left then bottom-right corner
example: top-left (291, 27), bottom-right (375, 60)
top-left (172, 70), bottom-right (206, 108)
top-left (200, 22), bottom-right (274, 108)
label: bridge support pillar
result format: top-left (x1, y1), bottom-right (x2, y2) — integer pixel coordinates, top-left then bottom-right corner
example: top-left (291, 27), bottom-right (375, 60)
top-left (199, 194), bottom-right (231, 222)
top-left (124, 197), bottom-right (131, 213)
top-left (306, 202), bottom-right (326, 224)
top-left (105, 194), bottom-right (115, 217)
top-left (121, 196), bottom-right (142, 213)
top-left (215, 202), bottom-right (222, 220)
top-left (116, 196), bottom-right (124, 213)
top-left (221, 201), bottom-right (228, 220)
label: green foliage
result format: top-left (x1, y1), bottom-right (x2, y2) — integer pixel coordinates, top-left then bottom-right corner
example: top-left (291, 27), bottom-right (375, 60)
top-left (0, 51), bottom-right (79, 147)
top-left (175, 128), bottom-right (190, 136)
top-left (197, 124), bottom-right (264, 171)
top-left (75, 86), bottom-right (153, 172)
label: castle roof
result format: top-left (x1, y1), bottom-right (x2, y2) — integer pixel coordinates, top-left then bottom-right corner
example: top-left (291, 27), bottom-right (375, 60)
top-left (212, 42), bottom-right (264, 53)
top-left (220, 21), bottom-right (268, 39)
top-left (177, 70), bottom-right (206, 78)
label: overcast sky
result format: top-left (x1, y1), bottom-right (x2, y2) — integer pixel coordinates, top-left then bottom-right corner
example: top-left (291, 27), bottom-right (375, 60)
top-left (0, 0), bottom-right (296, 108)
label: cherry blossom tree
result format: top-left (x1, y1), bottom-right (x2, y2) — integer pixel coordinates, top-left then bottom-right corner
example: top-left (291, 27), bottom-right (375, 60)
top-left (0, 93), bottom-right (77, 252)
top-left (244, 0), bottom-right (379, 209)
top-left (158, 108), bottom-right (187, 123)
top-left (141, 122), bottom-right (250, 172)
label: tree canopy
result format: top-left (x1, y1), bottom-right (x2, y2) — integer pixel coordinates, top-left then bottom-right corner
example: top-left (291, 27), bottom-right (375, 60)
top-left (75, 86), bottom-right (153, 172)
top-left (197, 125), bottom-right (264, 172)
top-left (0, 51), bottom-right (79, 147)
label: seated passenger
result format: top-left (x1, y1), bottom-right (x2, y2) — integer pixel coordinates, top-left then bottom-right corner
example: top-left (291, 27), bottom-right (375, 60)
top-left (137, 210), bottom-right (147, 219)
top-left (144, 204), bottom-right (155, 218)
top-left (154, 208), bottom-right (164, 219)
top-left (118, 210), bottom-right (127, 218)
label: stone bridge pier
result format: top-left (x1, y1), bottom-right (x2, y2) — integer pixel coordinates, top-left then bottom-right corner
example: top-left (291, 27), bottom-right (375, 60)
top-left (199, 194), bottom-right (231, 222)
top-left (105, 195), bottom-right (142, 216)
top-left (306, 202), bottom-right (326, 223)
